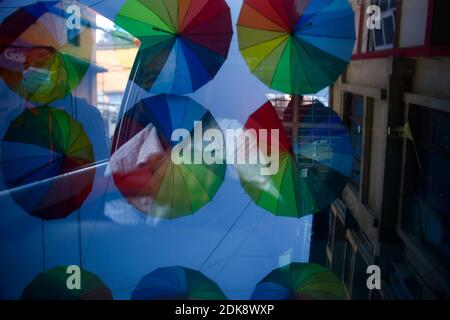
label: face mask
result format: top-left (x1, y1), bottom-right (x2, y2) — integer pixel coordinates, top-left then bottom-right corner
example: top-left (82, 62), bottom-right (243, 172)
top-left (22, 67), bottom-right (52, 91)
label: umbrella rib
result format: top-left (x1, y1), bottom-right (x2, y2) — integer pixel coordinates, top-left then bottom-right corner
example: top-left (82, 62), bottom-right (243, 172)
top-left (37, 54), bottom-right (67, 103)
top-left (6, 122), bottom-right (63, 153)
top-left (239, 32), bottom-right (287, 51)
top-left (276, 156), bottom-right (295, 216)
top-left (159, 0), bottom-right (178, 32)
top-left (293, 41), bottom-right (321, 92)
top-left (298, 32), bottom-right (356, 41)
top-left (185, 7), bottom-right (232, 34)
top-left (176, 167), bottom-right (193, 217)
top-left (297, 35), bottom-right (341, 81)
top-left (182, 3), bottom-right (220, 32)
top-left (152, 26), bottom-right (176, 35)
top-left (290, 38), bottom-right (315, 93)
top-left (170, 40), bottom-right (179, 94)
top-left (244, 1), bottom-right (289, 31)
top-left (250, 35), bottom-right (289, 74)
top-left (296, 13), bottom-right (355, 35)
top-left (134, 154), bottom-right (171, 202)
top-left (180, 165), bottom-right (219, 201)
top-left (8, 156), bottom-right (64, 186)
top-left (295, 0), bottom-right (335, 30)
top-left (66, 124), bottom-right (87, 155)
top-left (4, 127), bottom-right (55, 151)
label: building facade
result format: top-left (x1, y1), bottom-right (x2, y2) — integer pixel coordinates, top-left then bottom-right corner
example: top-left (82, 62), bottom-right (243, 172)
top-left (328, 0), bottom-right (450, 299)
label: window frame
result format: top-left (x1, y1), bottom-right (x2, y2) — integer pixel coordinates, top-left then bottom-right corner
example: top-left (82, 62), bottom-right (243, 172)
top-left (343, 92), bottom-right (373, 203)
top-left (397, 94), bottom-right (450, 294)
top-left (367, 0), bottom-right (397, 52)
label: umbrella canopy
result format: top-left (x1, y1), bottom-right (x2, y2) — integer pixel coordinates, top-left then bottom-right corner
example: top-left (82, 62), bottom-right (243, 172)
top-left (237, 0), bottom-right (355, 95)
top-left (110, 94), bottom-right (226, 219)
top-left (21, 266), bottom-right (112, 300)
top-left (132, 266), bottom-right (226, 300)
top-left (236, 99), bottom-right (352, 218)
top-left (251, 263), bottom-right (346, 300)
top-left (0, 1), bottom-right (94, 104)
top-left (1, 106), bottom-right (95, 220)
top-left (115, 0), bottom-right (233, 94)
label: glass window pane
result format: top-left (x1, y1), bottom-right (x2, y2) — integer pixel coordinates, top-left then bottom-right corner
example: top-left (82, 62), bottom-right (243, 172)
top-left (383, 16), bottom-right (395, 45)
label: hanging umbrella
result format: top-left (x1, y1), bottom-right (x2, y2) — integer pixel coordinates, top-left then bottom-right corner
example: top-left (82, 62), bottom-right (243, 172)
top-left (115, 0), bottom-right (232, 94)
top-left (21, 266), bottom-right (112, 300)
top-left (110, 94), bottom-right (226, 219)
top-left (0, 1), bottom-right (94, 104)
top-left (1, 106), bottom-right (95, 220)
top-left (132, 266), bottom-right (226, 300)
top-left (251, 263), bottom-right (346, 300)
top-left (236, 99), bottom-right (352, 218)
top-left (237, 0), bottom-right (355, 95)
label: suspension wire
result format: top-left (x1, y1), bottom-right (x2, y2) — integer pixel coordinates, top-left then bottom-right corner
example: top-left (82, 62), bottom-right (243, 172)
top-left (199, 200), bottom-right (253, 272)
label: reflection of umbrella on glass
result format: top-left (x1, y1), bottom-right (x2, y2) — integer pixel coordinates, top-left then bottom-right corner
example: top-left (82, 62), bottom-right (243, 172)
top-left (132, 266), bottom-right (226, 300)
top-left (0, 1), bottom-right (94, 104)
top-left (110, 94), bottom-right (226, 219)
top-left (237, 0), bottom-right (355, 95)
top-left (115, 0), bottom-right (232, 94)
top-left (237, 99), bottom-right (352, 218)
top-left (21, 266), bottom-right (112, 300)
top-left (251, 263), bottom-right (346, 300)
top-left (1, 106), bottom-right (95, 220)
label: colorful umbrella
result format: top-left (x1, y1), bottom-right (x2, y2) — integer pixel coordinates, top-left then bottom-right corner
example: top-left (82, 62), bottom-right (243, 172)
top-left (0, 1), bottom-right (94, 104)
top-left (21, 266), bottom-right (112, 300)
top-left (251, 263), bottom-right (346, 300)
top-left (237, 0), bottom-right (355, 95)
top-left (236, 99), bottom-right (352, 218)
top-left (115, 0), bottom-right (233, 94)
top-left (1, 106), bottom-right (95, 220)
top-left (132, 266), bottom-right (226, 300)
top-left (110, 94), bottom-right (226, 219)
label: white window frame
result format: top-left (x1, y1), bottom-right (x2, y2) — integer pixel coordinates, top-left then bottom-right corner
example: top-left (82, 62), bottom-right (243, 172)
top-left (368, 0), bottom-right (397, 51)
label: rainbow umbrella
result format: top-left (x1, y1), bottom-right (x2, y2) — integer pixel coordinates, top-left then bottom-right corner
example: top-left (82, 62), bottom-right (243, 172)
top-left (132, 266), bottom-right (226, 300)
top-left (237, 0), bottom-right (355, 95)
top-left (236, 99), bottom-right (352, 218)
top-left (1, 106), bottom-right (95, 220)
top-left (21, 266), bottom-right (112, 300)
top-left (110, 94), bottom-right (226, 219)
top-left (115, 0), bottom-right (232, 94)
top-left (0, 1), bottom-right (94, 104)
top-left (251, 263), bottom-right (346, 300)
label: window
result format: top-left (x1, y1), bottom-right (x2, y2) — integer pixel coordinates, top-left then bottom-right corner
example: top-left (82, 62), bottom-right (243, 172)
top-left (401, 105), bottom-right (450, 267)
top-left (386, 261), bottom-right (422, 299)
top-left (367, 0), bottom-right (397, 52)
top-left (344, 94), bottom-right (365, 191)
top-left (331, 214), bottom-right (347, 280)
top-left (431, 0), bottom-right (450, 46)
top-left (342, 240), bottom-right (355, 295)
top-left (352, 251), bottom-right (370, 300)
